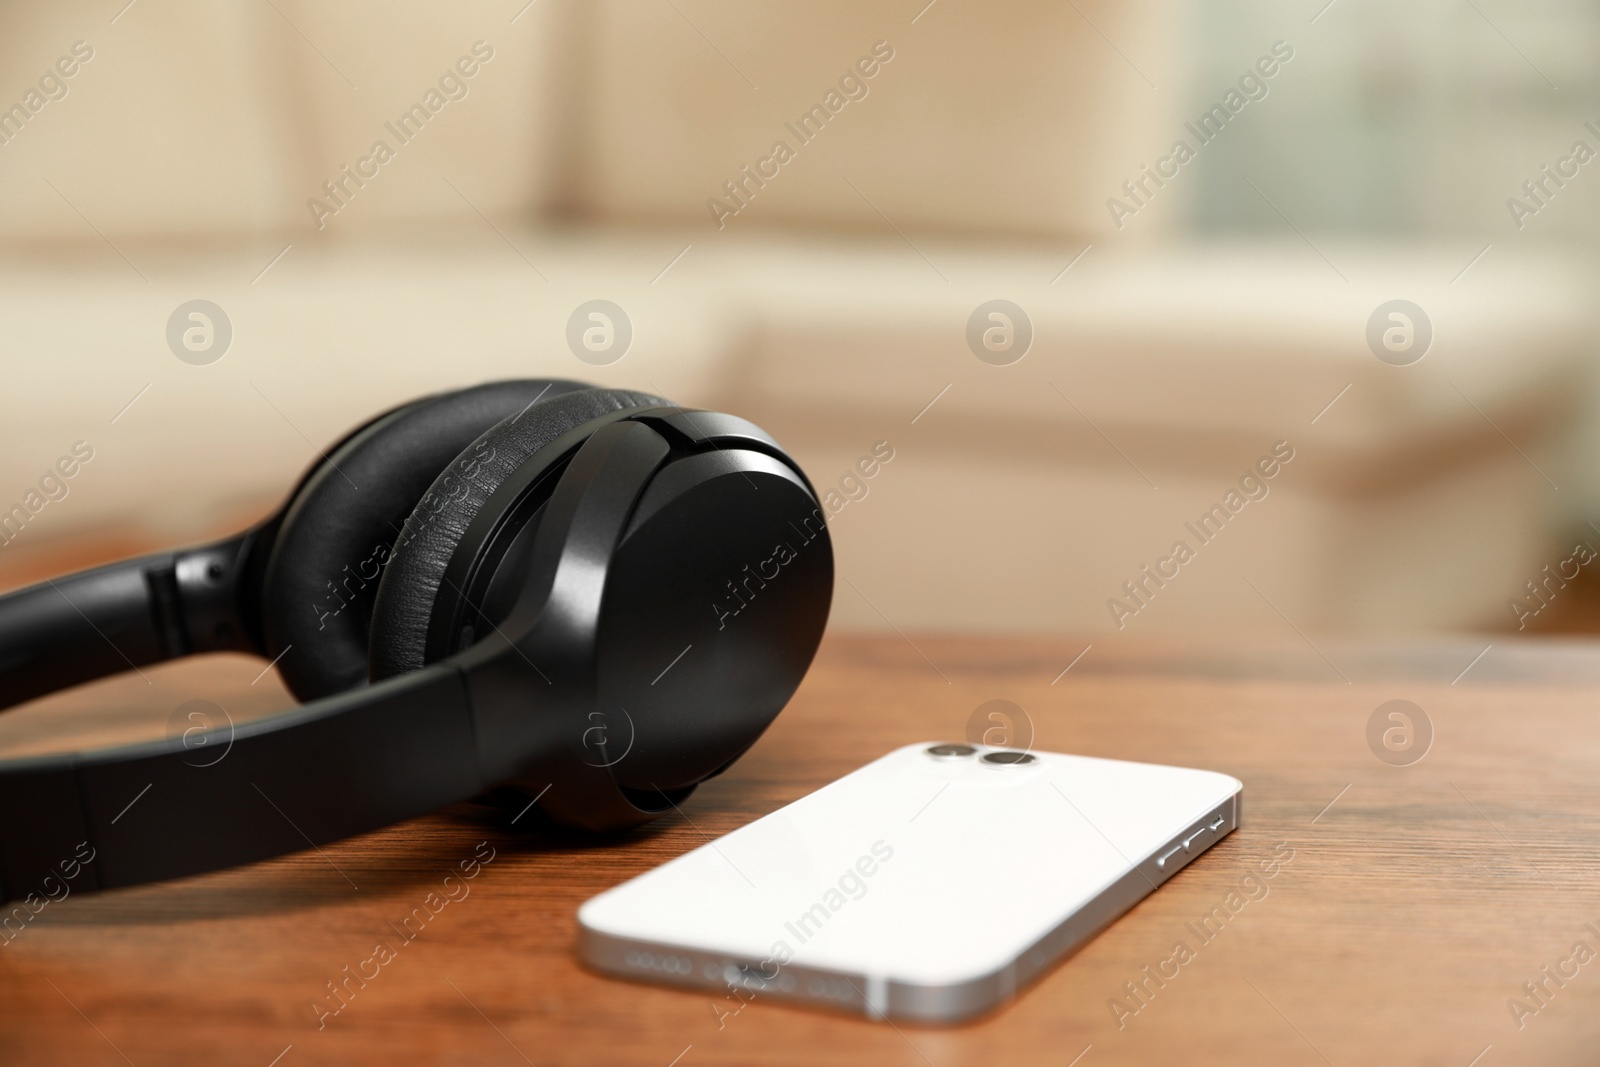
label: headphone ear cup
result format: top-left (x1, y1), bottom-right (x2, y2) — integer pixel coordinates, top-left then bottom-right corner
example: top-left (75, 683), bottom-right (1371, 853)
top-left (259, 380), bottom-right (590, 700)
top-left (368, 387), bottom-right (667, 680)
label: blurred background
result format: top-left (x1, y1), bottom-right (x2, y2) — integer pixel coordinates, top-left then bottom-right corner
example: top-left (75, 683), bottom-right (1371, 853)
top-left (2, 0), bottom-right (1598, 642)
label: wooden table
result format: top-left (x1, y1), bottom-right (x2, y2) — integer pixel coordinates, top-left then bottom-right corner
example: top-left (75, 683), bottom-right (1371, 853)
top-left (1, 631), bottom-right (1597, 1066)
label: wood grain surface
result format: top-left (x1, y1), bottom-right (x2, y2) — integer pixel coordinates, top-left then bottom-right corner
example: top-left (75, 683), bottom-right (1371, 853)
top-left (0, 629), bottom-right (1597, 1066)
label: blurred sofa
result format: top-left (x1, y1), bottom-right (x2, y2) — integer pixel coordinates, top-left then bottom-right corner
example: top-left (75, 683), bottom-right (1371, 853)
top-left (0, 1), bottom-right (1594, 638)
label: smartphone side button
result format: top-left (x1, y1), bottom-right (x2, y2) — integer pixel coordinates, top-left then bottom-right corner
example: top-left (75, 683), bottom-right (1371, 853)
top-left (1155, 805), bottom-right (1232, 873)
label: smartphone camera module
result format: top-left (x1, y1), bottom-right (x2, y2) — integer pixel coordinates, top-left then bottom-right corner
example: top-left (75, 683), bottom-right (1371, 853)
top-left (980, 750), bottom-right (1037, 766)
top-left (925, 743), bottom-right (976, 759)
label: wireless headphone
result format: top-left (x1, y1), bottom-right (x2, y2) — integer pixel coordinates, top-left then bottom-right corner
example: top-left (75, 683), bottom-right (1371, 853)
top-left (0, 380), bottom-right (833, 903)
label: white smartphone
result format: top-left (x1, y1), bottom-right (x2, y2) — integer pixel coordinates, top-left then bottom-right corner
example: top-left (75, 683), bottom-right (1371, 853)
top-left (578, 741), bottom-right (1242, 1022)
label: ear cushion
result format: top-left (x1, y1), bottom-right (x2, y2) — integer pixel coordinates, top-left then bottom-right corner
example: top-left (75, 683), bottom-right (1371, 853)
top-left (260, 379), bottom-right (592, 700)
top-left (368, 387), bottom-right (668, 681)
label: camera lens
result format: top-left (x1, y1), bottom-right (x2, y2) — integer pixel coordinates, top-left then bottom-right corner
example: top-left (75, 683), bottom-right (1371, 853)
top-left (925, 743), bottom-right (976, 758)
top-left (980, 750), bottom-right (1037, 766)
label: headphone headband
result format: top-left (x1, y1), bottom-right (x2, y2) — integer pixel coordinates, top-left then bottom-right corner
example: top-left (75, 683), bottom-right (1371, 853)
top-left (0, 533), bottom-right (258, 714)
top-left (0, 664), bottom-right (474, 904)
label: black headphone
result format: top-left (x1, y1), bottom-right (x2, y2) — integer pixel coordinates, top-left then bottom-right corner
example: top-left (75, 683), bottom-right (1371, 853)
top-left (0, 380), bottom-right (833, 902)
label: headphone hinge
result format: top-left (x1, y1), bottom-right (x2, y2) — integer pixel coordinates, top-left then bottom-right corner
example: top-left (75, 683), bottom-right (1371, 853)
top-left (172, 534), bottom-right (256, 655)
